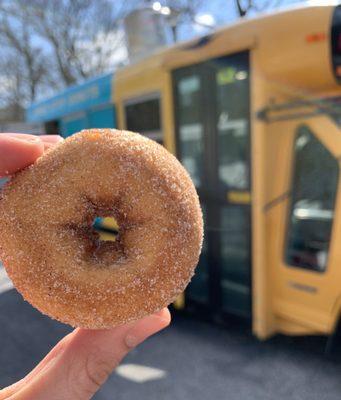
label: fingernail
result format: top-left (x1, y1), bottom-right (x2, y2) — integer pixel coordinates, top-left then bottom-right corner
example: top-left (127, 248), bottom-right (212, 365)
top-left (4, 134), bottom-right (42, 143)
top-left (41, 135), bottom-right (64, 143)
top-left (153, 308), bottom-right (172, 324)
top-left (21, 136), bottom-right (42, 143)
top-left (154, 309), bottom-right (166, 318)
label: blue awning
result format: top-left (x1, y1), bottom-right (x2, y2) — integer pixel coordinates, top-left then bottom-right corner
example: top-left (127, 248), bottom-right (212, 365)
top-left (26, 73), bottom-right (114, 123)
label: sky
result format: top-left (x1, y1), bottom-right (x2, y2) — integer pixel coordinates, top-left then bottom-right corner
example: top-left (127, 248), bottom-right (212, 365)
top-left (172, 0), bottom-right (330, 40)
top-left (118, 0), bottom-right (314, 63)
top-left (11, 0), bottom-right (335, 104)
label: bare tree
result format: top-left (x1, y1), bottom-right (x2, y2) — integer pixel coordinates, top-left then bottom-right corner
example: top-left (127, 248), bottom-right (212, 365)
top-left (0, 6), bottom-right (53, 120)
top-left (0, 0), bottom-right (130, 86)
top-left (147, 0), bottom-right (204, 42)
top-left (0, 0), bottom-right (132, 119)
top-left (169, 0), bottom-right (206, 41)
top-left (235, 0), bottom-right (283, 17)
top-left (0, 0), bottom-right (208, 118)
top-left (0, 14), bottom-right (51, 103)
top-left (0, 54), bottom-right (27, 119)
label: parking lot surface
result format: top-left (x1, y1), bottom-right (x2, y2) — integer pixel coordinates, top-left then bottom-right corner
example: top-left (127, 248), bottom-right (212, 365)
top-left (1, 288), bottom-right (341, 400)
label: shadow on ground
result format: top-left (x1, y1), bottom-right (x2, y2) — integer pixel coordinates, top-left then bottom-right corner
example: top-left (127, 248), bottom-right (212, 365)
top-left (1, 289), bottom-right (341, 400)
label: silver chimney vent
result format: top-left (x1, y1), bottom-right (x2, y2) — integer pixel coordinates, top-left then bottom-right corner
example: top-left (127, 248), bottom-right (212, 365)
top-left (124, 6), bottom-right (173, 63)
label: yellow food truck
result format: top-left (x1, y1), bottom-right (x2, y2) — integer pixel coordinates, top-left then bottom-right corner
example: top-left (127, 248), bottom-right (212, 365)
top-left (27, 3), bottom-right (341, 340)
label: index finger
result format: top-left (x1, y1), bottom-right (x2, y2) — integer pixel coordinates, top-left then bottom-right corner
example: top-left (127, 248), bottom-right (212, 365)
top-left (0, 134), bottom-right (44, 177)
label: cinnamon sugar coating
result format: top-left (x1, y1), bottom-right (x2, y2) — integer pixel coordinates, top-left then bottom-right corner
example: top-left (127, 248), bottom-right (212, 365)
top-left (0, 129), bottom-right (203, 328)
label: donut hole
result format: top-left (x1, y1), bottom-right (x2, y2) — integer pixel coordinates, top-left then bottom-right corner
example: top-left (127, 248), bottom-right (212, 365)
top-left (85, 215), bottom-right (125, 266)
top-left (92, 216), bottom-right (119, 242)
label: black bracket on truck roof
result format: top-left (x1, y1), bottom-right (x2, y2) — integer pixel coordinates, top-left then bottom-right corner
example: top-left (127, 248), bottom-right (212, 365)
top-left (257, 96), bottom-right (341, 124)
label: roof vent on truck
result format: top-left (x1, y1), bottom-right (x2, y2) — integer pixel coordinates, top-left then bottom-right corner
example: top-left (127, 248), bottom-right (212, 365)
top-left (124, 7), bottom-right (173, 63)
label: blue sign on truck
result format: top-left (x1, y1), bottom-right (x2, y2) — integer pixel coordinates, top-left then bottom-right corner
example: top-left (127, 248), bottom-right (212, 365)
top-left (26, 73), bottom-right (116, 137)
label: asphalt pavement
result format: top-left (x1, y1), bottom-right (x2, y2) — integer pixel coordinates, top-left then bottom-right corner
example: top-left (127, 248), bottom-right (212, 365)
top-left (1, 287), bottom-right (341, 400)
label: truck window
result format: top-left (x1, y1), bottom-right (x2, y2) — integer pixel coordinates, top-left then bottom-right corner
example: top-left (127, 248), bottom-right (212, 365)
top-left (285, 126), bottom-right (339, 272)
top-left (175, 73), bottom-right (204, 187)
top-left (124, 96), bottom-right (163, 144)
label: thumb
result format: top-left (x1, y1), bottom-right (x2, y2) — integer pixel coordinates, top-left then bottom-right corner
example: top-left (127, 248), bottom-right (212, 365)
top-left (10, 308), bottom-right (170, 400)
top-left (0, 134), bottom-right (44, 177)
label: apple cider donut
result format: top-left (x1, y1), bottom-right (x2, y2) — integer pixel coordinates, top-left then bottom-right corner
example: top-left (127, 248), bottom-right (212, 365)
top-left (0, 129), bottom-right (203, 328)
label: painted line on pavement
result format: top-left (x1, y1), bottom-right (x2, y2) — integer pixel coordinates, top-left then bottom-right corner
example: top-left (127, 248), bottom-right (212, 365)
top-left (116, 364), bottom-right (167, 383)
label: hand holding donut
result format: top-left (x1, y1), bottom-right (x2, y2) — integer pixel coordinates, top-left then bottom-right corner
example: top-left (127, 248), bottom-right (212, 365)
top-left (0, 133), bottom-right (171, 400)
top-left (0, 130), bottom-right (203, 327)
